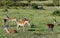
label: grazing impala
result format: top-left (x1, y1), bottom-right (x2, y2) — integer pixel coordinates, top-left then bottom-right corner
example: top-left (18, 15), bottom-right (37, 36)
top-left (16, 18), bottom-right (30, 32)
top-left (4, 27), bottom-right (18, 34)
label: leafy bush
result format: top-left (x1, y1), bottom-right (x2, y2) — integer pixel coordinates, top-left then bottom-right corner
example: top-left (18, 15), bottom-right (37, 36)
top-left (31, 24), bottom-right (36, 28)
top-left (20, 3), bottom-right (29, 7)
top-left (31, 3), bottom-right (45, 10)
top-left (52, 10), bottom-right (60, 16)
top-left (3, 9), bottom-right (8, 12)
top-left (28, 0), bottom-right (31, 3)
top-left (8, 2), bottom-right (29, 7)
top-left (31, 3), bottom-right (39, 9)
top-left (54, 3), bottom-right (60, 6)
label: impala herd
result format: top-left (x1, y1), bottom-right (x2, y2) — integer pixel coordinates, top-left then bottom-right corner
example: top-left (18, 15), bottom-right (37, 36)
top-left (3, 15), bottom-right (30, 33)
top-left (3, 16), bottom-right (59, 34)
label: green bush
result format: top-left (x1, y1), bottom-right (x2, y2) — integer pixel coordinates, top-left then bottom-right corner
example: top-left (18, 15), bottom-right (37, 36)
top-left (3, 9), bottom-right (8, 12)
top-left (20, 3), bottom-right (29, 7)
top-left (8, 2), bottom-right (16, 6)
top-left (31, 24), bottom-right (36, 28)
top-left (54, 3), bottom-right (60, 6)
top-left (31, 3), bottom-right (39, 9)
top-left (52, 10), bottom-right (60, 16)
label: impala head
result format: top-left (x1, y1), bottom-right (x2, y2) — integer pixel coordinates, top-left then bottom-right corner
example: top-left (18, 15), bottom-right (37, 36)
top-left (23, 18), bottom-right (30, 26)
top-left (25, 20), bottom-right (30, 26)
top-left (53, 18), bottom-right (57, 24)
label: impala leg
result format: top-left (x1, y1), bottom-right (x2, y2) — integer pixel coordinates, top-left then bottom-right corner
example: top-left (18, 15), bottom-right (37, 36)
top-left (17, 25), bottom-right (20, 30)
top-left (23, 26), bottom-right (25, 32)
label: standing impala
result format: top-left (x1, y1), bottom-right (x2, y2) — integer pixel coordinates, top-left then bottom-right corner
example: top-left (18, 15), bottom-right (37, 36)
top-left (6, 15), bottom-right (17, 22)
top-left (16, 18), bottom-right (30, 32)
top-left (3, 15), bottom-right (17, 27)
top-left (46, 18), bottom-right (57, 31)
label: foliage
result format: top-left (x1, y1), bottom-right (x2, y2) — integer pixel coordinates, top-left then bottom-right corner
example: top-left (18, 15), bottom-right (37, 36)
top-left (31, 3), bottom-right (39, 9)
top-left (53, 0), bottom-right (60, 6)
top-left (52, 10), bottom-right (60, 16)
top-left (20, 3), bottom-right (29, 7)
top-left (28, 0), bottom-right (31, 3)
top-left (44, 3), bottom-right (54, 6)
top-left (3, 8), bottom-right (8, 12)
top-left (0, 0), bottom-right (60, 8)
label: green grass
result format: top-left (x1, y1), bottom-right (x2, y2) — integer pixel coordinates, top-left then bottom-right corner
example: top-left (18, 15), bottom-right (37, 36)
top-left (0, 6), bottom-right (60, 38)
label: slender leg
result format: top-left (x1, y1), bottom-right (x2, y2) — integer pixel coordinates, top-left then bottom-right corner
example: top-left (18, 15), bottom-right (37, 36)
top-left (17, 25), bottom-right (20, 30)
top-left (2, 20), bottom-right (7, 27)
top-left (23, 26), bottom-right (25, 32)
top-left (51, 28), bottom-right (53, 31)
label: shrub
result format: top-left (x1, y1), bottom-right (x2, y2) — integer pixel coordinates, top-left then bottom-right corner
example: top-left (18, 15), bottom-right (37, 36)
top-left (52, 10), bottom-right (60, 16)
top-left (20, 3), bottom-right (28, 7)
top-left (31, 3), bottom-right (39, 9)
top-left (28, 0), bottom-right (31, 3)
top-left (31, 24), bottom-right (36, 28)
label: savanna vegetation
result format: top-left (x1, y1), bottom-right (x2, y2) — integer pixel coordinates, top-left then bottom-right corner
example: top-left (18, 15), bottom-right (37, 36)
top-left (0, 0), bottom-right (60, 38)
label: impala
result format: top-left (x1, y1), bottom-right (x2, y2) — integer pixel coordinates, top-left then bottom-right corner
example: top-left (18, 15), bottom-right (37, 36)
top-left (46, 18), bottom-right (57, 31)
top-left (4, 27), bottom-right (18, 34)
top-left (16, 18), bottom-right (30, 32)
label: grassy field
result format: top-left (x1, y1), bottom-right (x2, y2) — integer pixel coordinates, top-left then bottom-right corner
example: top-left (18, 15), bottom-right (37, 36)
top-left (0, 6), bottom-right (60, 38)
